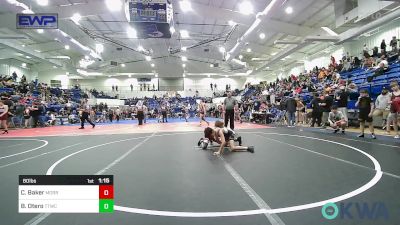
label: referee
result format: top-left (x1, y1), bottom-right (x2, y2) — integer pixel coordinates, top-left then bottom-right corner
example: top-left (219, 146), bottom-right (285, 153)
top-left (224, 90), bottom-right (237, 130)
top-left (79, 100), bottom-right (95, 129)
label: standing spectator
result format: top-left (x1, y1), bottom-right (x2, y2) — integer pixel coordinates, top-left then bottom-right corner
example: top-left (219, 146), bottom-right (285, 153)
top-left (363, 43), bottom-right (370, 58)
top-left (0, 100), bottom-right (9, 134)
top-left (390, 36), bottom-right (398, 52)
top-left (12, 71), bottom-right (18, 82)
top-left (356, 89), bottom-right (375, 139)
top-left (29, 102), bottom-right (41, 128)
top-left (320, 91), bottom-right (333, 128)
top-left (115, 85), bottom-right (118, 92)
top-left (210, 83), bottom-right (213, 91)
top-left (226, 84), bottom-right (229, 91)
top-left (336, 86), bottom-right (349, 124)
top-left (381, 39), bottom-right (386, 54)
top-left (328, 105), bottom-right (347, 134)
top-left (115, 107), bottom-right (121, 122)
top-left (214, 83), bottom-right (217, 90)
top-left (310, 93), bottom-right (322, 127)
top-left (387, 81), bottom-right (400, 138)
top-left (285, 95), bottom-right (297, 127)
top-left (112, 85), bottom-right (115, 92)
top-left (130, 84), bottom-right (133, 92)
top-left (373, 89), bottom-right (390, 129)
top-left (23, 107), bottom-right (30, 128)
top-left (224, 91), bottom-right (237, 130)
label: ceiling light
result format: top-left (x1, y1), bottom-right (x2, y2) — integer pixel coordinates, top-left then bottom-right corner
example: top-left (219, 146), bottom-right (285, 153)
top-left (85, 55), bottom-right (89, 60)
top-left (127, 27), bottom-right (137, 38)
top-left (271, 52), bottom-right (277, 56)
top-left (210, 64), bottom-right (214, 68)
top-left (285, 6), bottom-right (293, 14)
top-left (53, 66), bottom-right (57, 69)
top-left (181, 46), bottom-right (187, 52)
top-left (321, 27), bottom-right (339, 36)
top-left (219, 46), bottom-right (226, 53)
top-left (21, 44), bottom-right (25, 47)
top-left (96, 43), bottom-right (104, 53)
top-left (228, 20), bottom-right (236, 26)
top-left (65, 45), bottom-right (70, 50)
top-left (182, 64), bottom-right (186, 68)
top-left (183, 74), bottom-right (186, 77)
top-left (179, 0), bottom-right (192, 12)
top-left (207, 75), bottom-right (211, 78)
top-left (225, 75), bottom-right (228, 78)
top-left (121, 63), bottom-right (126, 67)
top-left (180, 30), bottom-right (189, 38)
top-left (71, 13), bottom-right (81, 25)
top-left (37, 29), bottom-right (44, 34)
top-left (151, 63), bottom-right (155, 67)
top-left (108, 75), bottom-right (111, 78)
top-left (25, 56), bottom-right (31, 59)
top-left (259, 33), bottom-right (266, 39)
top-left (169, 26), bottom-right (176, 34)
top-left (155, 74), bottom-right (158, 78)
top-left (137, 45), bottom-right (145, 51)
top-left (66, 72), bottom-right (70, 75)
top-left (22, 63), bottom-right (27, 67)
top-left (246, 48), bottom-right (252, 53)
top-left (239, 1), bottom-right (253, 15)
top-left (128, 75), bottom-right (131, 78)
top-left (105, 0), bottom-right (122, 11)
top-left (238, 55), bottom-right (243, 60)
top-left (145, 56), bottom-right (152, 61)
top-left (181, 56), bottom-right (188, 61)
top-left (36, 0), bottom-right (48, 6)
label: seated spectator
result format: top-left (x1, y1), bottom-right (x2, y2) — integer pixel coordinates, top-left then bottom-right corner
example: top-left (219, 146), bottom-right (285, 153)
top-left (328, 105), bottom-right (347, 133)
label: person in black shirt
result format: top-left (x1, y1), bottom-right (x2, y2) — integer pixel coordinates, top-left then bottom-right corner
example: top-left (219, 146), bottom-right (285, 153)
top-left (356, 89), bottom-right (376, 139)
top-left (310, 93), bottom-right (322, 127)
top-left (336, 86), bottom-right (349, 124)
top-left (320, 91), bottom-right (333, 128)
top-left (29, 102), bottom-right (41, 128)
top-left (285, 95), bottom-right (297, 127)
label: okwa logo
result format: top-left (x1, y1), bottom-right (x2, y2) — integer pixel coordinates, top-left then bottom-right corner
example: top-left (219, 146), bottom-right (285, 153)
top-left (321, 202), bottom-right (389, 220)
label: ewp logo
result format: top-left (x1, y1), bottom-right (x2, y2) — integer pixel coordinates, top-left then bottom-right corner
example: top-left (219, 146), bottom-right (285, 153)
top-left (322, 202), bottom-right (389, 220)
top-left (17, 14), bottom-right (58, 29)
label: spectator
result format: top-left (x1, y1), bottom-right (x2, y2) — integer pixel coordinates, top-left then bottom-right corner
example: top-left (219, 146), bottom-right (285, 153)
top-left (12, 71), bottom-right (17, 82)
top-left (387, 81), bottom-right (400, 138)
top-left (381, 39), bottom-right (387, 54)
top-left (130, 84), bottom-right (133, 92)
top-left (320, 91), bottom-right (333, 128)
top-left (328, 105), bottom-right (347, 133)
top-left (285, 95), bottom-right (297, 127)
top-left (356, 89), bottom-right (375, 139)
top-left (390, 36), bottom-right (398, 52)
top-left (210, 83), bottom-right (213, 91)
top-left (336, 86), bottom-right (349, 123)
top-left (373, 89), bottom-right (390, 129)
top-left (0, 100), bottom-right (9, 134)
top-left (310, 93), bottom-right (322, 127)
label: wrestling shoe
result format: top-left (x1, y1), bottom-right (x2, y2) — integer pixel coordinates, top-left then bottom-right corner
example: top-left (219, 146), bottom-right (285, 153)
top-left (247, 146), bottom-right (255, 153)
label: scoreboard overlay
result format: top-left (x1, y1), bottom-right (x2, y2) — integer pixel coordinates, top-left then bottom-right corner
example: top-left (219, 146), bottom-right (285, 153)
top-left (18, 175), bottom-right (114, 213)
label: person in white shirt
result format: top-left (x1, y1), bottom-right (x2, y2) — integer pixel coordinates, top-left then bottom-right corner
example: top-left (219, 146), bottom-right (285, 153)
top-left (373, 89), bottom-right (391, 128)
top-left (328, 105), bottom-right (347, 134)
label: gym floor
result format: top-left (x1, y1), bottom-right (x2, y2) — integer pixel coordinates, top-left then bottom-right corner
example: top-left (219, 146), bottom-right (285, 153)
top-left (1, 121), bottom-right (400, 225)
